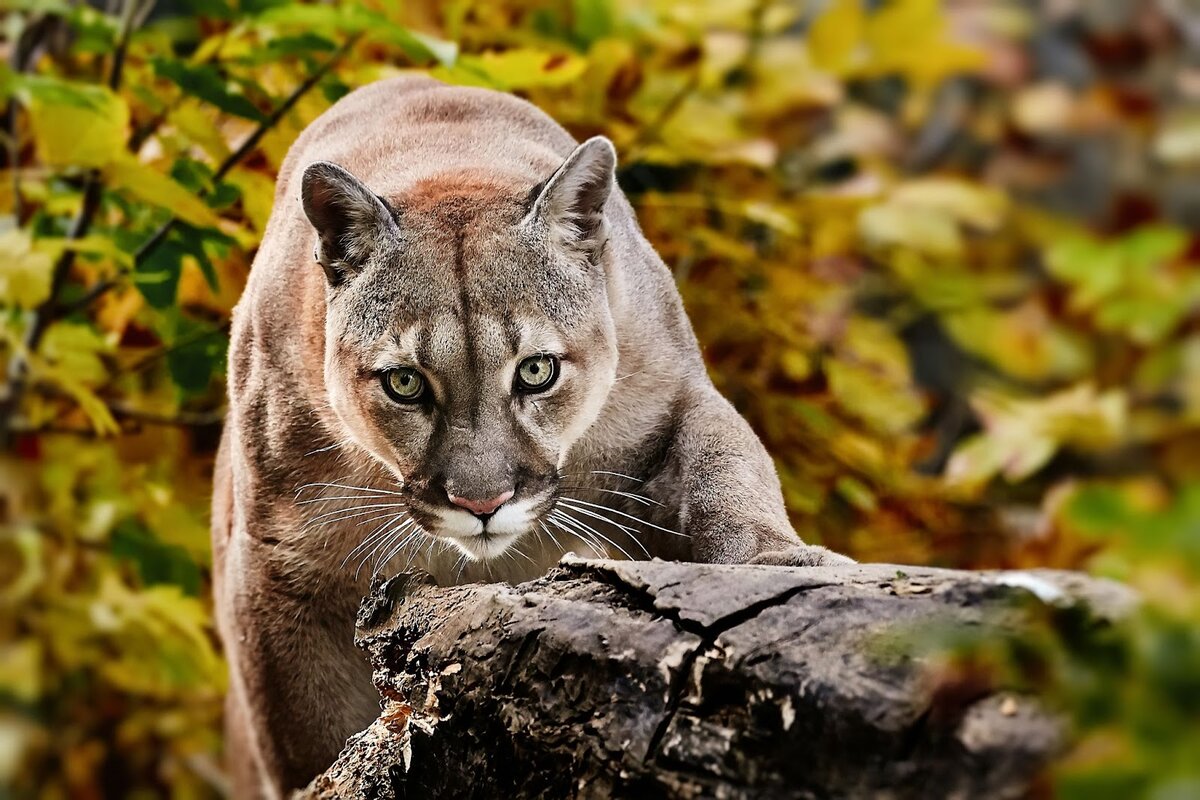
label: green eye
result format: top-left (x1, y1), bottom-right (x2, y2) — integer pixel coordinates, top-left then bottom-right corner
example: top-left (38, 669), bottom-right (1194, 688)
top-left (381, 368), bottom-right (426, 403)
top-left (516, 354), bottom-right (558, 392)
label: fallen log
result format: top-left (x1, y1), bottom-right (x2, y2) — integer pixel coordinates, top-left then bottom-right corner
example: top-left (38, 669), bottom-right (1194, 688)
top-left (299, 558), bottom-right (1133, 800)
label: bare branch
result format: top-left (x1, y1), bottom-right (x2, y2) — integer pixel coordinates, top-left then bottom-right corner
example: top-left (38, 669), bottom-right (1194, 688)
top-left (1, 28), bottom-right (359, 445)
top-left (0, 2), bottom-right (139, 447)
top-left (7, 401), bottom-right (224, 438)
top-left (106, 400), bottom-right (225, 427)
top-left (65, 32), bottom-right (363, 317)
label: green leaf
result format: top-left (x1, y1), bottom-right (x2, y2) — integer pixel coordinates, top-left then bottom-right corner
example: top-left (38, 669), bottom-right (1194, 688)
top-left (248, 32), bottom-right (337, 63)
top-left (104, 155), bottom-right (222, 229)
top-left (572, 0), bottom-right (615, 45)
top-left (173, 223), bottom-right (235, 292)
top-left (167, 340), bottom-right (224, 396)
top-left (253, 6), bottom-right (457, 65)
top-left (63, 5), bottom-right (121, 54)
top-left (111, 520), bottom-right (202, 596)
top-left (135, 240), bottom-right (186, 309)
top-left (163, 320), bottom-right (228, 396)
top-left (153, 59), bottom-right (266, 122)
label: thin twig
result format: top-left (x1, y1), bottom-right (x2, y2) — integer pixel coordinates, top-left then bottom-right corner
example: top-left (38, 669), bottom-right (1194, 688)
top-left (6, 397), bottom-right (224, 437)
top-left (105, 400), bottom-right (225, 427)
top-left (4, 13), bottom-right (59, 224)
top-left (0, 3), bottom-right (138, 447)
top-left (66, 32), bottom-right (362, 317)
top-left (2, 31), bottom-right (361, 443)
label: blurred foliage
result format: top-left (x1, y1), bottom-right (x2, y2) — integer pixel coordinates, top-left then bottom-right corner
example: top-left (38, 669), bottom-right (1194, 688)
top-left (2, 0), bottom-right (1200, 796)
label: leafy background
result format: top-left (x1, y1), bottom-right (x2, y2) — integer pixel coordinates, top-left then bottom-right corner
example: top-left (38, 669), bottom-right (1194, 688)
top-left (3, 0), bottom-right (1200, 796)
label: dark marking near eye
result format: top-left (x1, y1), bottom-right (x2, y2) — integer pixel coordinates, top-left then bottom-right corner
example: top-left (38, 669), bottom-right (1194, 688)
top-left (451, 230), bottom-right (481, 427)
top-left (502, 316), bottom-right (522, 357)
top-left (415, 329), bottom-right (432, 370)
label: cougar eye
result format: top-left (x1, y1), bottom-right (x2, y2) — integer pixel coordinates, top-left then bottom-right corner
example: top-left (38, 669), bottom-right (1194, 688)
top-left (381, 368), bottom-right (426, 403)
top-left (516, 354), bottom-right (558, 393)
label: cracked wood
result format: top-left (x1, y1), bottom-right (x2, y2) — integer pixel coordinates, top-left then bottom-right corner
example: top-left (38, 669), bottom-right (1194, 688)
top-left (298, 559), bottom-right (1133, 800)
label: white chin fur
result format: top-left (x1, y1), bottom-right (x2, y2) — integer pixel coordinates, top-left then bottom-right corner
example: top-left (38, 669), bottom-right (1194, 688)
top-left (432, 498), bottom-right (539, 561)
top-left (448, 531), bottom-right (522, 561)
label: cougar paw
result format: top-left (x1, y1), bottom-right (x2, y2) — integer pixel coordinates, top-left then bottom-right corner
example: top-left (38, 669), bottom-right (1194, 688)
top-left (749, 544), bottom-right (856, 567)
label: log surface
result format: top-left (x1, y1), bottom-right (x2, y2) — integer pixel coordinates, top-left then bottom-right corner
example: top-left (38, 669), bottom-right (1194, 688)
top-left (299, 559), bottom-right (1132, 800)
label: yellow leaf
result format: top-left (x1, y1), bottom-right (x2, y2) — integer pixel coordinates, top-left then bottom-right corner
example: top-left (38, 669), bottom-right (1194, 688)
top-left (28, 323), bottom-right (119, 436)
top-left (890, 179), bottom-right (1009, 231)
top-left (0, 529), bottom-right (44, 606)
top-left (947, 385), bottom-right (1128, 488)
top-left (859, 202), bottom-right (963, 256)
top-left (168, 101), bottom-right (232, 164)
top-left (862, 0), bottom-right (984, 86)
top-left (780, 349), bottom-right (813, 381)
top-left (19, 79), bottom-right (128, 168)
top-left (226, 167), bottom-right (276, 234)
top-left (438, 49), bottom-right (587, 91)
top-left (826, 360), bottom-right (925, 435)
top-left (942, 303), bottom-right (1093, 382)
top-left (0, 229), bottom-right (53, 308)
top-left (808, 0), bottom-right (865, 75)
top-left (1012, 82), bottom-right (1077, 135)
top-left (36, 364), bottom-right (120, 436)
top-left (104, 156), bottom-right (220, 229)
top-left (0, 640), bottom-right (42, 702)
top-left (1154, 111), bottom-right (1200, 166)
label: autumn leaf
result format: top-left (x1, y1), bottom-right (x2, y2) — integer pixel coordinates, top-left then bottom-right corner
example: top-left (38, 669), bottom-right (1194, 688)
top-left (16, 76), bottom-right (128, 168)
top-left (104, 156), bottom-right (222, 229)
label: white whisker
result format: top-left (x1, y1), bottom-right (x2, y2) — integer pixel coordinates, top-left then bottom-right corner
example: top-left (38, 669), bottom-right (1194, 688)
top-left (295, 494), bottom-right (402, 506)
top-left (556, 501), bottom-right (640, 540)
top-left (302, 502), bottom-right (409, 528)
top-left (560, 486), bottom-right (663, 507)
top-left (341, 513), bottom-right (410, 567)
top-left (509, 543), bottom-right (535, 565)
top-left (560, 497), bottom-right (686, 538)
top-left (295, 481), bottom-right (405, 498)
top-left (304, 441), bottom-right (346, 457)
top-left (552, 509), bottom-right (641, 561)
top-left (365, 522), bottom-right (421, 578)
top-left (539, 521), bottom-right (563, 552)
top-left (589, 470), bottom-right (644, 483)
top-left (548, 515), bottom-right (603, 558)
top-left (310, 509), bottom-right (408, 541)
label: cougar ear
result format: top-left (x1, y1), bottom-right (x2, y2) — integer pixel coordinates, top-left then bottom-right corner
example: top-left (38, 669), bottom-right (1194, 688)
top-left (301, 161), bottom-right (398, 285)
top-left (528, 136), bottom-right (616, 263)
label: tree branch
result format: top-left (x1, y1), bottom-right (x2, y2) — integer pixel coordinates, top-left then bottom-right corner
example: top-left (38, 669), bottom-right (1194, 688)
top-left (4, 12), bottom-right (61, 224)
top-left (64, 32), bottom-right (362, 318)
top-left (106, 400), bottom-right (225, 427)
top-left (0, 2), bottom-right (138, 448)
top-left (1, 30), bottom-right (360, 444)
top-left (6, 402), bottom-right (224, 438)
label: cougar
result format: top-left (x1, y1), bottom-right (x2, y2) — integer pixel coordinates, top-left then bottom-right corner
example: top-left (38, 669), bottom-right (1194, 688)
top-left (211, 75), bottom-right (851, 798)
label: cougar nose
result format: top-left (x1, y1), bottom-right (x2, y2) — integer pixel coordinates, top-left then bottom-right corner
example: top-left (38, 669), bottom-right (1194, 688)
top-left (447, 489), bottom-right (514, 519)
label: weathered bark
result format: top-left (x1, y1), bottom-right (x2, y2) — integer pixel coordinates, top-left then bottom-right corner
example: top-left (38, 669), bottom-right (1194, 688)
top-left (299, 559), bottom-right (1133, 800)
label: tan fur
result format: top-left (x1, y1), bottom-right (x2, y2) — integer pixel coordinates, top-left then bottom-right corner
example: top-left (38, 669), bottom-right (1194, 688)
top-left (212, 75), bottom-right (850, 798)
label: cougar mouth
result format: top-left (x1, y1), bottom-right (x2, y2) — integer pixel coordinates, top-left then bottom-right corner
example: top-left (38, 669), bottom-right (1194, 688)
top-left (446, 529), bottom-right (522, 561)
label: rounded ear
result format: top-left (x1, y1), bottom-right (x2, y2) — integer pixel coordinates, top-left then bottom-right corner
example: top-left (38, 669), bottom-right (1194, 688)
top-left (527, 136), bottom-right (616, 263)
top-left (301, 161), bottom-right (398, 285)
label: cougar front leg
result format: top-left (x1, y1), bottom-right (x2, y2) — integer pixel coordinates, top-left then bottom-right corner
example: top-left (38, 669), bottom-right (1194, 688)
top-left (670, 389), bottom-right (853, 567)
top-left (219, 538), bottom-right (378, 798)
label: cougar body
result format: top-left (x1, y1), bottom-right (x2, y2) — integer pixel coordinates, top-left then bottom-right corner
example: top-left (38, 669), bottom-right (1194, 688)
top-left (212, 75), bottom-right (848, 798)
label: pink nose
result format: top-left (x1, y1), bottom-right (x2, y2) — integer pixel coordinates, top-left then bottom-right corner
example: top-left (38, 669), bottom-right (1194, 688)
top-left (447, 489), bottom-right (514, 517)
